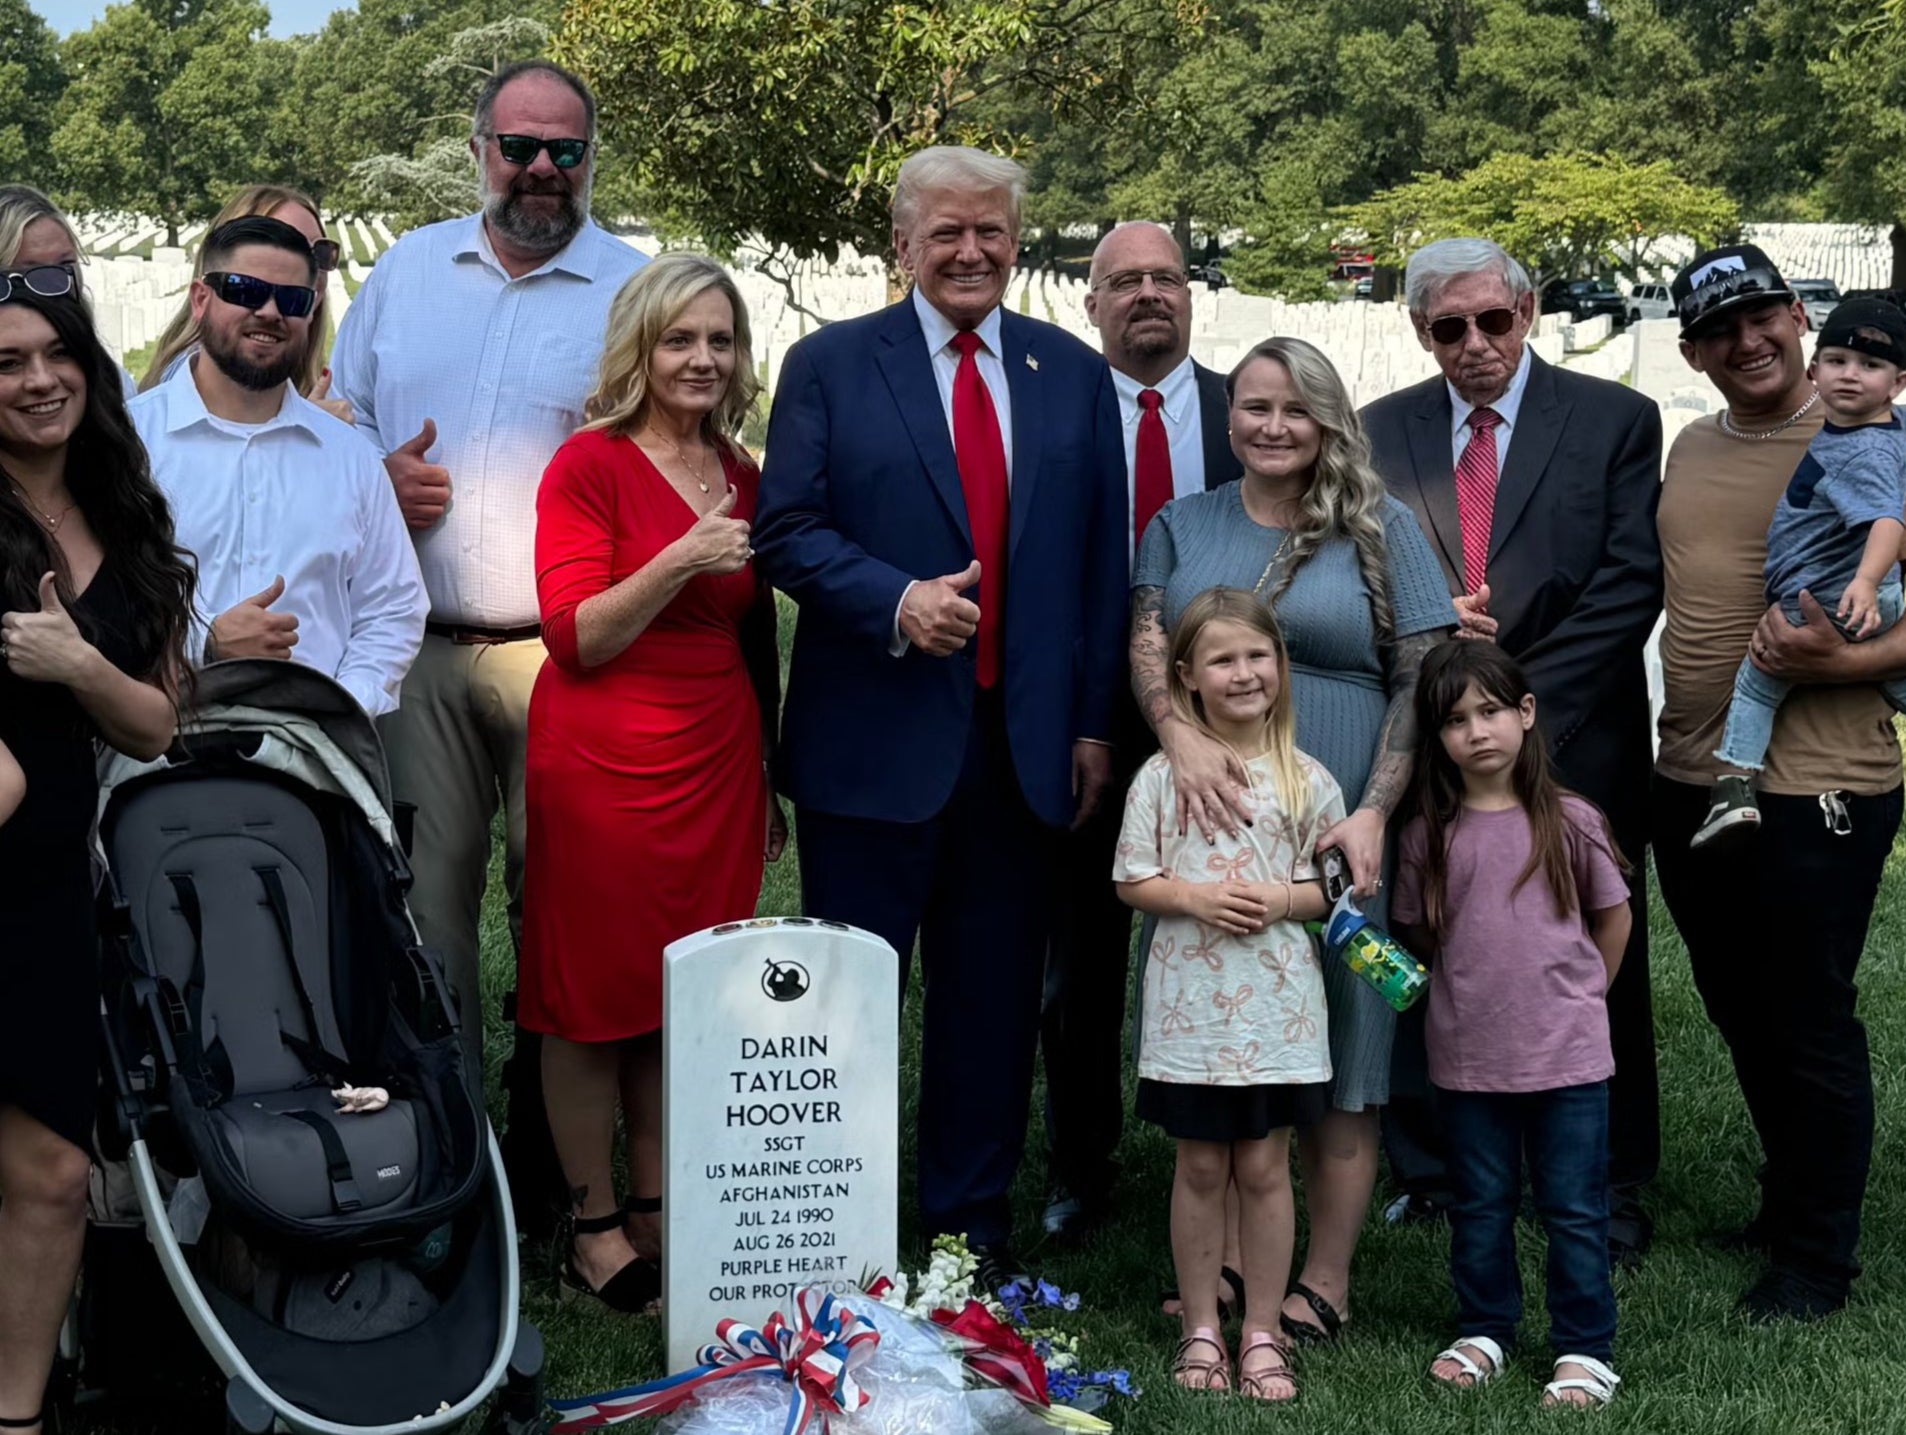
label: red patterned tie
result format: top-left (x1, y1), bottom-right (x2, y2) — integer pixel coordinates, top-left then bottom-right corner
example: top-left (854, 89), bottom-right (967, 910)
top-left (1454, 406), bottom-right (1502, 595)
top-left (950, 331), bottom-right (1009, 689)
top-left (1133, 388), bottom-right (1172, 548)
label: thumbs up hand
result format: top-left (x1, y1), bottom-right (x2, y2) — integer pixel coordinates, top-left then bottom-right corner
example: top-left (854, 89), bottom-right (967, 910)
top-left (669, 486), bottom-right (754, 576)
top-left (1452, 580), bottom-right (1498, 641)
top-left (310, 368), bottom-right (356, 426)
top-left (898, 559), bottom-right (983, 656)
top-left (385, 418), bottom-right (451, 529)
top-left (1, 571), bottom-right (96, 686)
top-left (210, 575), bottom-right (301, 661)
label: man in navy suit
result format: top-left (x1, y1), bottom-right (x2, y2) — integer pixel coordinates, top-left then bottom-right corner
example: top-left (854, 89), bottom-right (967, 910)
top-left (755, 147), bottom-right (1127, 1277)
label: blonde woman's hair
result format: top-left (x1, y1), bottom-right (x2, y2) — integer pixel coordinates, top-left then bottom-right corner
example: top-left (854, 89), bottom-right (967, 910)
top-left (1168, 588), bottom-right (1306, 807)
top-left (583, 253), bottom-right (759, 445)
top-left (1226, 337), bottom-right (1396, 644)
top-left (140, 184), bottom-right (329, 395)
top-left (0, 185), bottom-right (84, 287)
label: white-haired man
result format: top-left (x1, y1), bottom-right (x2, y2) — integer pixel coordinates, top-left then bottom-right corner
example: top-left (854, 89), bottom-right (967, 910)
top-left (329, 58), bottom-right (647, 1235)
top-left (754, 147), bottom-right (1127, 1283)
top-left (1361, 237), bottom-right (1663, 1272)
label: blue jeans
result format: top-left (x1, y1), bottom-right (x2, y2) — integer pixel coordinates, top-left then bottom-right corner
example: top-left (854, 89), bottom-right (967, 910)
top-left (1715, 579), bottom-right (1906, 771)
top-left (1437, 1082), bottom-right (1616, 1361)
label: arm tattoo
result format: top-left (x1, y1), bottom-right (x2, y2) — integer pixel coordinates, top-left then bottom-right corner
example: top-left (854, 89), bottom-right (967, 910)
top-left (1130, 586), bottom-right (1173, 733)
top-left (1360, 630), bottom-right (1440, 817)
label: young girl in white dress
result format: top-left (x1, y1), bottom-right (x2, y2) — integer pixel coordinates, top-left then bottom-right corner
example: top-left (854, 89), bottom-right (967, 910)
top-left (1115, 587), bottom-right (1343, 1403)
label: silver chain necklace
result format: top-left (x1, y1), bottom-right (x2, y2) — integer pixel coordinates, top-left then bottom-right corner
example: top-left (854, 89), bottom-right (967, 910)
top-left (1718, 388), bottom-right (1820, 441)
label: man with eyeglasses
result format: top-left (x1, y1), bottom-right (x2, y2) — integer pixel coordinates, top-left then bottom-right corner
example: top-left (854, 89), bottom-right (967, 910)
top-left (130, 215), bottom-right (426, 715)
top-left (1362, 237), bottom-right (1663, 1271)
top-left (1032, 221), bottom-right (1243, 1241)
top-left (1651, 245), bottom-right (1906, 1322)
top-left (330, 58), bottom-right (646, 1234)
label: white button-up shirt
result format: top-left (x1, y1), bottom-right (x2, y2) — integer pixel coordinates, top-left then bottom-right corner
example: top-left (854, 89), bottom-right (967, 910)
top-left (1448, 345), bottom-right (1533, 469)
top-left (131, 361), bottom-right (428, 717)
top-left (329, 214), bottom-right (648, 627)
top-left (1111, 355), bottom-right (1206, 563)
top-left (912, 287), bottom-right (1013, 482)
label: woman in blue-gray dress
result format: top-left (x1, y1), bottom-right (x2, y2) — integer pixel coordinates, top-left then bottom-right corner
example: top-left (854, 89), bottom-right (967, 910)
top-left (1131, 335), bottom-right (1453, 1349)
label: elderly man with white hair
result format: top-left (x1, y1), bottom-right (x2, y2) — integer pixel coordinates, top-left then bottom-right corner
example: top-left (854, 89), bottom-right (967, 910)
top-left (1361, 237), bottom-right (1664, 1273)
top-left (754, 146), bottom-right (1127, 1285)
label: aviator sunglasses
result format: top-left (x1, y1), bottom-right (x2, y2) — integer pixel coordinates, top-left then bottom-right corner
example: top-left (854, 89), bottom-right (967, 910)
top-left (491, 133), bottom-right (591, 169)
top-left (202, 271), bottom-right (318, 319)
top-left (1425, 307), bottom-right (1518, 345)
top-left (0, 265), bottom-right (77, 303)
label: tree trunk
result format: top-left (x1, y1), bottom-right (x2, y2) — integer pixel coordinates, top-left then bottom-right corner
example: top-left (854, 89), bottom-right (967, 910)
top-left (1173, 199), bottom-right (1193, 264)
top-left (166, 219), bottom-right (179, 247)
top-left (1891, 221), bottom-right (1906, 292)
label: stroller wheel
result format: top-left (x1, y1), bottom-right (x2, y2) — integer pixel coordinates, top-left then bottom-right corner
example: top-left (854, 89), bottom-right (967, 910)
top-left (482, 1323), bottom-right (547, 1434)
top-left (224, 1378), bottom-right (275, 1435)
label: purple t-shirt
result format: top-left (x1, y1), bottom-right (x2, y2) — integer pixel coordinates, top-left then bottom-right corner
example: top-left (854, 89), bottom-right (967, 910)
top-left (1392, 795), bottom-right (1630, 1093)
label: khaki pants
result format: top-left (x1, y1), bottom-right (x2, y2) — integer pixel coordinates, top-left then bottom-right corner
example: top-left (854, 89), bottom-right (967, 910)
top-left (379, 632), bottom-right (546, 1066)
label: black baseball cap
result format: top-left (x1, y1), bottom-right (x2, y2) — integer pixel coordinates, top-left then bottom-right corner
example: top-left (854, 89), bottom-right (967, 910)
top-left (1816, 298), bottom-right (1906, 369)
top-left (1672, 244), bottom-right (1794, 340)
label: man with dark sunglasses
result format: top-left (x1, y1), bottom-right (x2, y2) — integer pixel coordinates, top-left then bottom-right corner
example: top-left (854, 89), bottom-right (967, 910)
top-left (130, 215), bottom-right (426, 718)
top-left (330, 58), bottom-right (646, 1240)
top-left (1362, 237), bottom-right (1664, 1273)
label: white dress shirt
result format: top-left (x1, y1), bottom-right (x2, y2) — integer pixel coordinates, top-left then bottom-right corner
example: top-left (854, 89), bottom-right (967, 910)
top-left (891, 290), bottom-right (1017, 653)
top-left (1448, 345), bottom-right (1533, 469)
top-left (132, 360), bottom-right (428, 717)
top-left (329, 215), bottom-right (648, 627)
top-left (1111, 355), bottom-right (1207, 564)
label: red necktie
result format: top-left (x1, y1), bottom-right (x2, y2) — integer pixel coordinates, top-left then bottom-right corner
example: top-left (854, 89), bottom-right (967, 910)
top-left (1133, 388), bottom-right (1172, 549)
top-left (1454, 407), bottom-right (1502, 595)
top-left (950, 331), bottom-right (1009, 688)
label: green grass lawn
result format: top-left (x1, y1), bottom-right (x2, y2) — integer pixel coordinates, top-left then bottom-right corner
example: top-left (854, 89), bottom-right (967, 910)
top-left (495, 823), bottom-right (1906, 1434)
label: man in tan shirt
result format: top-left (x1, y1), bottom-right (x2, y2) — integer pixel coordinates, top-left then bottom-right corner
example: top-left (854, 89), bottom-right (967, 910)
top-left (1654, 244), bottom-right (1906, 1322)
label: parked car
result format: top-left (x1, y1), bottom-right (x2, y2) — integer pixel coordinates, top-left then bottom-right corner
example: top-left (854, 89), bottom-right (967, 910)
top-left (1791, 279), bottom-right (1842, 329)
top-left (1542, 278), bottom-right (1628, 324)
top-left (1627, 283), bottom-right (1673, 323)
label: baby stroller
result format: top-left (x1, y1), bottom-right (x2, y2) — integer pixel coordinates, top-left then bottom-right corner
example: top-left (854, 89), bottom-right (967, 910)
top-left (73, 661), bottom-right (544, 1435)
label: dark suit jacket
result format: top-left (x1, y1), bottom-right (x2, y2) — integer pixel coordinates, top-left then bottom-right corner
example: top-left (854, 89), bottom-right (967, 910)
top-left (755, 300), bottom-right (1128, 830)
top-left (1362, 355), bottom-right (1663, 851)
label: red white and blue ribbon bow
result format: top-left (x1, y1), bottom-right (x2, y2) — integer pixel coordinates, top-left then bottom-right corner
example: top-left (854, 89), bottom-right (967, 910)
top-left (548, 1288), bottom-right (881, 1435)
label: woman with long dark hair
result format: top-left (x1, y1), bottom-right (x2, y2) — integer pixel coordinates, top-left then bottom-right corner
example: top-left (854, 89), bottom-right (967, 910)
top-left (0, 282), bottom-right (194, 1435)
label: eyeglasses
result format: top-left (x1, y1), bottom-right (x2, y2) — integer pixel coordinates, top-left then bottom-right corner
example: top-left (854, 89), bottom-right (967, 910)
top-left (0, 265), bottom-right (77, 303)
top-left (1425, 308), bottom-right (1518, 345)
top-left (311, 238), bottom-right (340, 273)
top-left (489, 134), bottom-right (591, 169)
top-left (201, 271), bottom-right (317, 319)
top-left (1093, 268), bottom-right (1189, 296)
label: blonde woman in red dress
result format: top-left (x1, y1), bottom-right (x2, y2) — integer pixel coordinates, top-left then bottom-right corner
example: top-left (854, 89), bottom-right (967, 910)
top-left (522, 253), bottom-right (786, 1311)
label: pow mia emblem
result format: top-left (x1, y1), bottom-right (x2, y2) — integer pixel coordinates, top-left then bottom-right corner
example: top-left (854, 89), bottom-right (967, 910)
top-left (762, 957), bottom-right (810, 1002)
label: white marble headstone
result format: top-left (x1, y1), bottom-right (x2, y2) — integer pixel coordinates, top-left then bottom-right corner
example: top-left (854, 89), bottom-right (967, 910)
top-left (663, 918), bottom-right (899, 1370)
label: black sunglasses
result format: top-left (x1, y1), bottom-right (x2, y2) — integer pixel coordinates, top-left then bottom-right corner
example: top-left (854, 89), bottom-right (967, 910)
top-left (0, 265), bottom-right (77, 303)
top-left (1426, 307), bottom-right (1518, 345)
top-left (202, 271), bottom-right (317, 319)
top-left (491, 133), bottom-right (591, 169)
top-left (311, 238), bottom-right (340, 273)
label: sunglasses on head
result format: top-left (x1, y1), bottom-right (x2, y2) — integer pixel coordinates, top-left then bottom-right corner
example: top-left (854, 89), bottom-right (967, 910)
top-left (491, 134), bottom-right (591, 169)
top-left (202, 271), bottom-right (317, 319)
top-left (1425, 308), bottom-right (1518, 345)
top-left (311, 238), bottom-right (340, 273)
top-left (0, 265), bottom-right (76, 303)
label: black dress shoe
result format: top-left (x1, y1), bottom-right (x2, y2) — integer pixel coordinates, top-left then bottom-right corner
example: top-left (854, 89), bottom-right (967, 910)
top-left (1381, 1191), bottom-right (1448, 1226)
top-left (1737, 1267), bottom-right (1848, 1324)
top-left (973, 1243), bottom-right (1031, 1298)
top-left (1607, 1198), bottom-right (1654, 1272)
top-left (1041, 1183), bottom-right (1108, 1241)
top-left (1712, 1220), bottom-right (1773, 1255)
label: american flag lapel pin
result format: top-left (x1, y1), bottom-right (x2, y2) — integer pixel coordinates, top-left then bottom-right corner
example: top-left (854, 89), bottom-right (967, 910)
top-left (1026, 353), bottom-right (1039, 371)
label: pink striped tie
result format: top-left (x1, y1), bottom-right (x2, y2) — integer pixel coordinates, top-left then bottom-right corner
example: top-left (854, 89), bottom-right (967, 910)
top-left (1455, 407), bottom-right (1502, 595)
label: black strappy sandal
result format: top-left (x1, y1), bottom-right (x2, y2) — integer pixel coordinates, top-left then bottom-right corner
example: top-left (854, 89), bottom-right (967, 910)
top-left (1160, 1264), bottom-right (1247, 1323)
top-left (624, 1193), bottom-right (662, 1220)
top-left (0, 1413), bottom-right (42, 1431)
top-left (559, 1208), bottom-right (660, 1314)
top-left (1278, 1280), bottom-right (1346, 1347)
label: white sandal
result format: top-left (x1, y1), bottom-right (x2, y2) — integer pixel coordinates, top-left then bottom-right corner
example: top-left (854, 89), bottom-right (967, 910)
top-left (1542, 1353), bottom-right (1620, 1408)
top-left (1429, 1335), bottom-right (1504, 1388)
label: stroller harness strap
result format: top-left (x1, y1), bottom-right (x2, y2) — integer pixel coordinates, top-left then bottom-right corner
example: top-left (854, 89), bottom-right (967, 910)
top-left (254, 864), bottom-right (354, 1085)
top-left (163, 871), bottom-right (235, 1099)
top-left (278, 1108), bottom-right (365, 1213)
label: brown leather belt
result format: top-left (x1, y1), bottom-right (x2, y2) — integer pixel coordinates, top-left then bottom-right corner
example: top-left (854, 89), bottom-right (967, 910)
top-left (424, 621), bottom-right (541, 646)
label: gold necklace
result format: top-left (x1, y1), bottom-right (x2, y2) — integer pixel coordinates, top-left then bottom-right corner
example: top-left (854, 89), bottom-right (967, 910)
top-left (9, 481), bottom-right (74, 533)
top-left (1719, 388), bottom-right (1820, 441)
top-left (646, 426), bottom-right (712, 494)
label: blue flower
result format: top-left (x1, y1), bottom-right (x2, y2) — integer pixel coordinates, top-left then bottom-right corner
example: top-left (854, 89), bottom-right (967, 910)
top-left (1103, 1369), bottom-right (1137, 1397)
top-left (1061, 1291), bottom-right (1081, 1313)
top-left (1032, 1338), bottom-right (1053, 1360)
top-left (1034, 1280), bottom-right (1065, 1308)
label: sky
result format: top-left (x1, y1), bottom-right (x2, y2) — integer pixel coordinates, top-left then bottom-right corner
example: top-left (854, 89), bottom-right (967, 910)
top-left (38, 0), bottom-right (353, 37)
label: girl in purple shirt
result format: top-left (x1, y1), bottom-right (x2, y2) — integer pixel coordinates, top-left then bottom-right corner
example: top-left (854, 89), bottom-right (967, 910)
top-left (1391, 641), bottom-right (1632, 1411)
